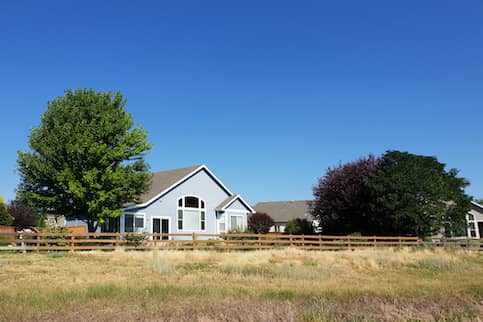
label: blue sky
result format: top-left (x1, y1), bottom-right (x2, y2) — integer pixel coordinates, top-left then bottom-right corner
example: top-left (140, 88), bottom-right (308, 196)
top-left (1, 1), bottom-right (482, 204)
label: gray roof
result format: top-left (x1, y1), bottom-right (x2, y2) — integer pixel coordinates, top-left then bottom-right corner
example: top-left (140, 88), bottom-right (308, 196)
top-left (253, 200), bottom-right (312, 223)
top-left (136, 164), bottom-right (203, 204)
top-left (216, 195), bottom-right (239, 211)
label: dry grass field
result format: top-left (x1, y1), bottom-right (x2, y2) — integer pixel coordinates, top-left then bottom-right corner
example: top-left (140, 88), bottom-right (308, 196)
top-left (0, 248), bottom-right (482, 321)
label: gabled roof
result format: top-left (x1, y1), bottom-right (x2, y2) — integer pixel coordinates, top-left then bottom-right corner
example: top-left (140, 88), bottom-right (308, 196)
top-left (471, 201), bottom-right (483, 211)
top-left (216, 195), bottom-right (255, 213)
top-left (253, 200), bottom-right (312, 223)
top-left (126, 164), bottom-right (233, 209)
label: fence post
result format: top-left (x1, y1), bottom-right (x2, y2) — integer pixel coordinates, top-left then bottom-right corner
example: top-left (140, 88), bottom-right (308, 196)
top-left (301, 235), bottom-right (305, 249)
top-left (347, 236), bottom-right (351, 251)
top-left (257, 234), bottom-right (261, 250)
top-left (70, 234), bottom-right (74, 252)
top-left (36, 234), bottom-right (40, 251)
top-left (319, 235), bottom-right (322, 251)
top-left (20, 233), bottom-right (26, 254)
top-left (289, 234), bottom-right (293, 247)
top-left (116, 232), bottom-right (121, 249)
top-left (373, 236), bottom-right (377, 248)
top-left (192, 233), bottom-right (196, 251)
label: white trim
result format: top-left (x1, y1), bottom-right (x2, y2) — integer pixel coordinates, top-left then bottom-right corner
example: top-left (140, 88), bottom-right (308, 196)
top-left (151, 216), bottom-right (171, 240)
top-left (224, 209), bottom-right (248, 213)
top-left (471, 201), bottom-right (483, 209)
top-left (219, 194), bottom-right (255, 213)
top-left (124, 165), bottom-right (234, 210)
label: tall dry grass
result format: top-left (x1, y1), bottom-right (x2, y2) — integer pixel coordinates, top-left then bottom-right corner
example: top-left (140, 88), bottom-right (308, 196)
top-left (0, 248), bottom-right (481, 321)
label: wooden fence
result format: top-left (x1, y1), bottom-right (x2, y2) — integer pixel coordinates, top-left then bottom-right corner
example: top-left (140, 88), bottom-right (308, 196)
top-left (426, 237), bottom-right (483, 252)
top-left (0, 232), bottom-right (422, 252)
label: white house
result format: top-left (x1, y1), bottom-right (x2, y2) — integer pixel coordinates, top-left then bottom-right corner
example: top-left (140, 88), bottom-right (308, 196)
top-left (467, 201), bottom-right (483, 238)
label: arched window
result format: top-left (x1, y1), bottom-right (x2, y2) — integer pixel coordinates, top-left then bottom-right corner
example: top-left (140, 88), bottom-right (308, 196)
top-left (177, 196), bottom-right (206, 231)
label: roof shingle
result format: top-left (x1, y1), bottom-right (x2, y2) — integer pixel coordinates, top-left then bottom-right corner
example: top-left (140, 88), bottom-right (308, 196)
top-left (253, 200), bottom-right (312, 223)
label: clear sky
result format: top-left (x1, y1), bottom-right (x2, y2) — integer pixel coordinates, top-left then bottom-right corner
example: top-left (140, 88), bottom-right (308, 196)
top-left (1, 1), bottom-right (482, 205)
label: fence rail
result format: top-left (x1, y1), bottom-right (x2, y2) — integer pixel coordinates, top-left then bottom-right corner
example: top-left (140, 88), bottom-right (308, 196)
top-left (0, 232), bottom-right (425, 252)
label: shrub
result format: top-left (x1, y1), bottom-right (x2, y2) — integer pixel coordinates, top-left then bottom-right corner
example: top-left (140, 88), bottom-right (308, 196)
top-left (8, 202), bottom-right (37, 229)
top-left (226, 228), bottom-right (256, 241)
top-left (285, 218), bottom-right (314, 235)
top-left (125, 234), bottom-right (147, 247)
top-left (42, 225), bottom-right (69, 246)
top-left (248, 212), bottom-right (274, 234)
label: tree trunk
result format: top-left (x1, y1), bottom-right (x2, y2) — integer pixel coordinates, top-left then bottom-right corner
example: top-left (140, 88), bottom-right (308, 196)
top-left (87, 219), bottom-right (98, 233)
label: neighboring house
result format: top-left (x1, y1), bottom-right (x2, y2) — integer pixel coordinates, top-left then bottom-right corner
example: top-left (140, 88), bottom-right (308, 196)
top-left (467, 201), bottom-right (483, 238)
top-left (116, 164), bottom-right (254, 239)
top-left (253, 200), bottom-right (318, 233)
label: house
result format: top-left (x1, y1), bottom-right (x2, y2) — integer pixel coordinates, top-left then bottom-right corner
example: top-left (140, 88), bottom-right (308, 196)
top-left (467, 201), bottom-right (483, 238)
top-left (114, 164), bottom-right (254, 239)
top-left (253, 200), bottom-right (318, 233)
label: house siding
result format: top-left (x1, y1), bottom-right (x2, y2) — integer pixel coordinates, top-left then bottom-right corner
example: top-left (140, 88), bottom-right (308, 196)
top-left (225, 199), bottom-right (251, 212)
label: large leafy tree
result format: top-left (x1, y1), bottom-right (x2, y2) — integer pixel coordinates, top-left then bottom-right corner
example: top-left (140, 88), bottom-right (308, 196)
top-left (311, 155), bottom-right (379, 235)
top-left (312, 151), bottom-right (471, 237)
top-left (17, 89), bottom-right (152, 232)
top-left (366, 151), bottom-right (471, 237)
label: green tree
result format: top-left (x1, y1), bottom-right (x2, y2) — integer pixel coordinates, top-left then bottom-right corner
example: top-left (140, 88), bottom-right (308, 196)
top-left (0, 197), bottom-right (14, 226)
top-left (285, 218), bottom-right (314, 235)
top-left (312, 151), bottom-right (472, 238)
top-left (17, 89), bottom-right (152, 232)
top-left (365, 151), bottom-right (471, 237)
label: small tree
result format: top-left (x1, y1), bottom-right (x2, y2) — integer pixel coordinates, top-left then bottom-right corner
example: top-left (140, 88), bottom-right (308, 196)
top-left (8, 202), bottom-right (37, 229)
top-left (248, 212), bottom-right (274, 234)
top-left (0, 197), bottom-right (14, 226)
top-left (285, 218), bottom-right (314, 235)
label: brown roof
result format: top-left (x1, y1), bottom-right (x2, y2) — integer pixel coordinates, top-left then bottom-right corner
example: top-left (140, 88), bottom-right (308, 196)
top-left (253, 200), bottom-right (312, 223)
top-left (135, 164), bottom-right (203, 205)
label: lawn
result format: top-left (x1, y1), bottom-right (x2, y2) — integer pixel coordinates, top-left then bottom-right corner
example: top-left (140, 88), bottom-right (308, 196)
top-left (0, 248), bottom-right (482, 321)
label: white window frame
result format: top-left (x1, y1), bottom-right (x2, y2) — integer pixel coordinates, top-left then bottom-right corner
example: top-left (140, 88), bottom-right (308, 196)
top-left (467, 213), bottom-right (480, 239)
top-left (217, 212), bottom-right (226, 234)
top-left (177, 195), bottom-right (207, 232)
top-left (151, 216), bottom-right (171, 240)
top-left (123, 212), bottom-right (145, 233)
top-left (226, 210), bottom-right (247, 232)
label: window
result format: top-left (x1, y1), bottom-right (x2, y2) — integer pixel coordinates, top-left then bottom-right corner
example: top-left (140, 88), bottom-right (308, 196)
top-left (468, 214), bottom-right (474, 221)
top-left (124, 213), bottom-right (144, 233)
top-left (177, 196), bottom-right (206, 231)
top-left (229, 213), bottom-right (244, 231)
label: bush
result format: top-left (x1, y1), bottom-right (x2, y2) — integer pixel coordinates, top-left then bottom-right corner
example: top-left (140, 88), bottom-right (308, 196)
top-left (226, 228), bottom-right (256, 241)
top-left (248, 212), bottom-right (274, 234)
top-left (42, 226), bottom-right (69, 246)
top-left (285, 218), bottom-right (314, 235)
top-left (125, 234), bottom-right (147, 247)
top-left (8, 202), bottom-right (37, 229)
